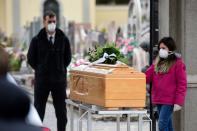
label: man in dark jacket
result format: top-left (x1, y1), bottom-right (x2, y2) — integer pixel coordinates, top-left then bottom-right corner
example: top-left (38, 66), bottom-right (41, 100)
top-left (27, 11), bottom-right (71, 131)
top-left (0, 47), bottom-right (41, 131)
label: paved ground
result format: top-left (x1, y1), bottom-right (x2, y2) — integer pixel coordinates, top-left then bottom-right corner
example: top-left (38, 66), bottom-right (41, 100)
top-left (42, 101), bottom-right (151, 131)
top-left (25, 85), bottom-right (151, 131)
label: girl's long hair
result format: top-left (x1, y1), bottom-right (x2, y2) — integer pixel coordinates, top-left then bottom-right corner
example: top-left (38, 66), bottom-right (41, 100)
top-left (155, 37), bottom-right (178, 73)
top-left (158, 37), bottom-right (177, 62)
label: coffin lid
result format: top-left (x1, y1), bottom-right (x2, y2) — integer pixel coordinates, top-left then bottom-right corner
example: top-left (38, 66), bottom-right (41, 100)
top-left (70, 63), bottom-right (145, 78)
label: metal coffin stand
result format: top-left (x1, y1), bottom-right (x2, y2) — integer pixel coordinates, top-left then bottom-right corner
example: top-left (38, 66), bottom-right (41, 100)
top-left (66, 99), bottom-right (152, 131)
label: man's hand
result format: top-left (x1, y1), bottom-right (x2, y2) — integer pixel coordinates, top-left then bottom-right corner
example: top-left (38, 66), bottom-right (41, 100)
top-left (174, 104), bottom-right (182, 112)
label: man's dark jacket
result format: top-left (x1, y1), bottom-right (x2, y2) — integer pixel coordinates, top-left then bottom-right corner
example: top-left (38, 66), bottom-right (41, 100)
top-left (27, 28), bottom-right (71, 83)
top-left (0, 76), bottom-right (41, 131)
top-left (0, 121), bottom-right (42, 131)
top-left (0, 76), bottom-right (30, 120)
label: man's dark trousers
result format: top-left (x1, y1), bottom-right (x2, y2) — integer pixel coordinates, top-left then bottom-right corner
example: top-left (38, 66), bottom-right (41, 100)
top-left (34, 81), bottom-right (67, 131)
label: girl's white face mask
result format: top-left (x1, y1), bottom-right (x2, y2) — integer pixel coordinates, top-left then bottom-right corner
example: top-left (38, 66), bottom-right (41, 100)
top-left (47, 23), bottom-right (56, 33)
top-left (159, 48), bottom-right (169, 59)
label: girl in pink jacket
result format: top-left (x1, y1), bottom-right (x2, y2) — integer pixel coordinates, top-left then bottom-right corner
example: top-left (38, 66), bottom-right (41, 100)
top-left (146, 37), bottom-right (187, 131)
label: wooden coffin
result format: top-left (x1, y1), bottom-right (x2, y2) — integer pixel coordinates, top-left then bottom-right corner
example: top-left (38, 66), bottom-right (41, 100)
top-left (69, 64), bottom-right (146, 108)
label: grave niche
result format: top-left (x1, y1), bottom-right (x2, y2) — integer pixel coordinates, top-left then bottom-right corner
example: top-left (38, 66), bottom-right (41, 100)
top-left (43, 0), bottom-right (60, 27)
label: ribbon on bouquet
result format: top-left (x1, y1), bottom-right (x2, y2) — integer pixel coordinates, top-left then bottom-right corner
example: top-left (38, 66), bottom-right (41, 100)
top-left (92, 52), bottom-right (117, 64)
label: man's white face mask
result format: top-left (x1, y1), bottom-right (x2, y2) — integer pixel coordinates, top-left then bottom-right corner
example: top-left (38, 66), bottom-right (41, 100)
top-left (47, 23), bottom-right (56, 33)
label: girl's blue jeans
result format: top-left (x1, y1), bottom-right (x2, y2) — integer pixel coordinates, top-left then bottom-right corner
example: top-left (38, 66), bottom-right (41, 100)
top-left (157, 104), bottom-right (174, 131)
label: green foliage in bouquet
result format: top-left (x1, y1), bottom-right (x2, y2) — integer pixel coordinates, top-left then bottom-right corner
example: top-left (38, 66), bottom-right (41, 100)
top-left (88, 43), bottom-right (128, 64)
top-left (9, 56), bottom-right (21, 71)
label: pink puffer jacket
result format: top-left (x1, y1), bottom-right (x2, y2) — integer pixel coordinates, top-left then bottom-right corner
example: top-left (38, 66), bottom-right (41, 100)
top-left (146, 58), bottom-right (187, 105)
